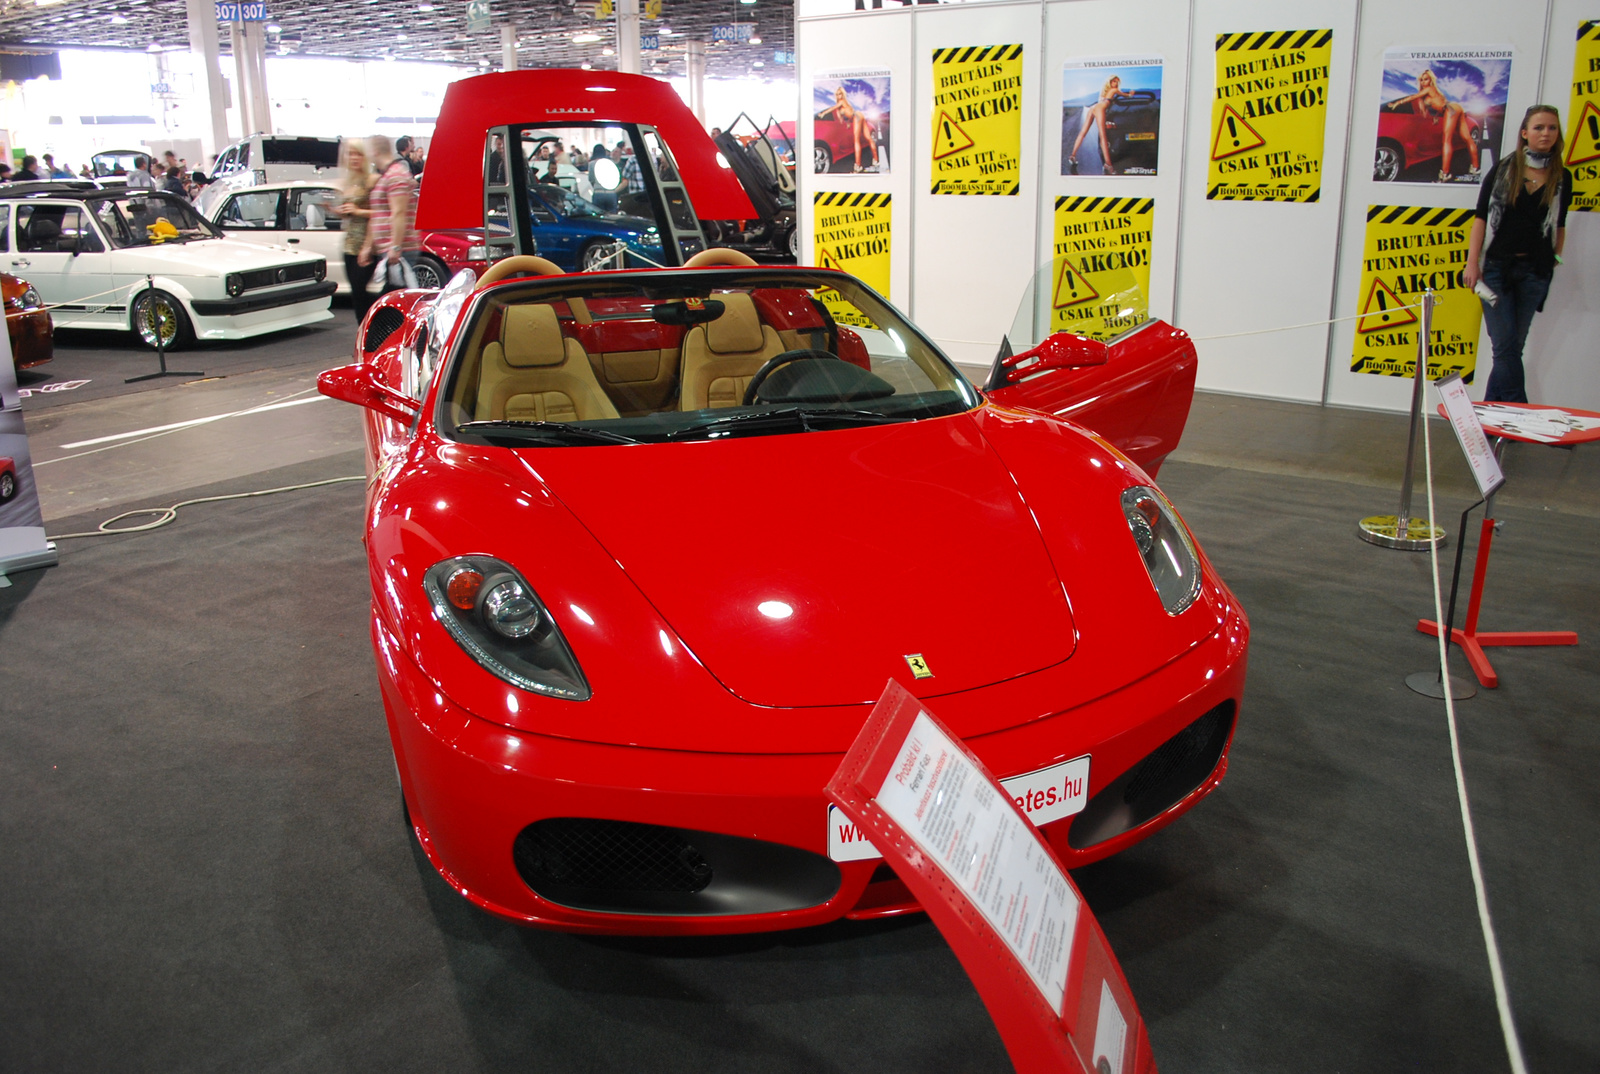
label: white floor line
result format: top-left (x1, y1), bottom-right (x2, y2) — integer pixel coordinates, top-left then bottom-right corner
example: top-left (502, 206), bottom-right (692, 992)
top-left (57, 394), bottom-right (326, 450)
top-left (1420, 391), bottom-right (1529, 1074)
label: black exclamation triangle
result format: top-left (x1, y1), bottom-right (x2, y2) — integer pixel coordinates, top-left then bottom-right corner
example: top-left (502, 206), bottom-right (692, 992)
top-left (943, 120), bottom-right (953, 148)
top-left (1377, 288), bottom-right (1389, 321)
top-left (1589, 113), bottom-right (1599, 150)
top-left (1228, 115), bottom-right (1239, 147)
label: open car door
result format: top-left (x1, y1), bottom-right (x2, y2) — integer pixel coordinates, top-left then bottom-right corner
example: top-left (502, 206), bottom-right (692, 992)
top-left (984, 262), bottom-right (1197, 478)
top-left (420, 70), bottom-right (756, 268)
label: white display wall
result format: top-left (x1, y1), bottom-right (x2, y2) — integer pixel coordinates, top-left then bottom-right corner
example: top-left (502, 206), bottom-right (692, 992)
top-left (797, 0), bottom-right (1600, 411)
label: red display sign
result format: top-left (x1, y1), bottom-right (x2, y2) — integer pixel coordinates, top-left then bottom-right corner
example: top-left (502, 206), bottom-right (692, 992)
top-left (825, 679), bottom-right (1156, 1074)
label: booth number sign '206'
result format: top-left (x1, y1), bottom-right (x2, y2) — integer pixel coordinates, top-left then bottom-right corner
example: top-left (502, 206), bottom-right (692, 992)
top-left (828, 754), bottom-right (1090, 861)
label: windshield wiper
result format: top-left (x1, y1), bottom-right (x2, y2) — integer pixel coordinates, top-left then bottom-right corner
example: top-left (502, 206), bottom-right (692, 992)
top-left (665, 406), bottom-right (899, 442)
top-left (455, 420), bottom-right (641, 446)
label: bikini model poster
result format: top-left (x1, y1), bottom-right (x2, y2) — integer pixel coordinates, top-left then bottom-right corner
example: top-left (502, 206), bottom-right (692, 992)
top-left (1061, 56), bottom-right (1163, 177)
top-left (1375, 47), bottom-right (1513, 185)
top-left (812, 70), bottom-right (891, 175)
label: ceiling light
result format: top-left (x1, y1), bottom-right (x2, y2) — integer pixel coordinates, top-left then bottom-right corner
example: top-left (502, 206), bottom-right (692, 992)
top-left (109, 13), bottom-right (128, 21)
top-left (266, 23), bottom-right (280, 32)
top-left (602, 47), bottom-right (614, 55)
top-left (396, 33), bottom-right (407, 40)
top-left (753, 60), bottom-right (763, 67)
top-left (657, 27), bottom-right (672, 36)
top-left (750, 35), bottom-right (762, 44)
top-left (572, 31), bottom-right (602, 43)
top-left (146, 42), bottom-right (163, 51)
top-left (580, 62), bottom-right (592, 69)
top-left (417, 1), bottom-right (433, 8)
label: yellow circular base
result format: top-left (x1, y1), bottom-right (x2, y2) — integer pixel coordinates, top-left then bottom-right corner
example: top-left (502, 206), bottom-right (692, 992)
top-left (1358, 515), bottom-right (1446, 550)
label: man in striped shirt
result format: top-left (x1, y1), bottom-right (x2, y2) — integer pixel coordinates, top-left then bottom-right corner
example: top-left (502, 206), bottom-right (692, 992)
top-left (362, 135), bottom-right (420, 291)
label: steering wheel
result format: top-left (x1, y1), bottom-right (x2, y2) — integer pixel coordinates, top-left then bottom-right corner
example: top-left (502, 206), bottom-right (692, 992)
top-left (474, 255), bottom-right (564, 290)
top-left (742, 349), bottom-right (849, 406)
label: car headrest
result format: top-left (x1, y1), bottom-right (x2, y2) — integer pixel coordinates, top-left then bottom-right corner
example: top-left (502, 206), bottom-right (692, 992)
top-left (501, 304), bottom-right (567, 368)
top-left (28, 217), bottom-right (61, 243)
top-left (704, 292), bottom-right (766, 354)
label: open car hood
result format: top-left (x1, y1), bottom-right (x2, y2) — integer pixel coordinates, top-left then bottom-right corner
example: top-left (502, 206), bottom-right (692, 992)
top-left (529, 414), bottom-right (1077, 708)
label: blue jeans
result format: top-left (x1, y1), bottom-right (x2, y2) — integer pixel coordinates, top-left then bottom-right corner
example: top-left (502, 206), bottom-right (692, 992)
top-left (1479, 258), bottom-right (1551, 403)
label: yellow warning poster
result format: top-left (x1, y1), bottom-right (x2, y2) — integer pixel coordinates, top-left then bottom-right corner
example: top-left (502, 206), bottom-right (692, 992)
top-left (1350, 205), bottom-right (1481, 381)
top-left (813, 192), bottom-right (891, 327)
top-left (1207, 29), bottom-right (1333, 202)
top-left (1565, 20), bottom-right (1600, 212)
top-left (1051, 197), bottom-right (1153, 339)
top-left (930, 44), bottom-right (1024, 195)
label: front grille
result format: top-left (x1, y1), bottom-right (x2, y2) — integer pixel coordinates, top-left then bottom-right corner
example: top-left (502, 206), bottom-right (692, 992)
top-left (1068, 702), bottom-right (1235, 850)
top-left (513, 817), bottom-right (841, 917)
top-left (363, 306), bottom-right (406, 353)
top-left (237, 262), bottom-right (321, 292)
top-left (516, 818), bottom-right (712, 894)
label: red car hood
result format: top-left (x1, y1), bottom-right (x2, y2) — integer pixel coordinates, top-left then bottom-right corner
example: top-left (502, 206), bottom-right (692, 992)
top-left (527, 414), bottom-right (1077, 708)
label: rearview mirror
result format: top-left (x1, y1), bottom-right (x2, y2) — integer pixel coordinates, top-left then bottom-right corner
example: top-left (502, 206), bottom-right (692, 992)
top-left (318, 362), bottom-right (423, 426)
top-left (994, 331), bottom-right (1109, 387)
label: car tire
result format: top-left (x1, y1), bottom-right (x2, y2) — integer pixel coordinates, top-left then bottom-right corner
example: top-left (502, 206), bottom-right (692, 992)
top-left (578, 240), bottom-right (618, 272)
top-left (412, 254), bottom-right (450, 290)
top-left (814, 143), bottom-right (832, 174)
top-left (0, 471), bottom-right (15, 503)
top-left (129, 288), bottom-right (194, 351)
top-left (786, 226), bottom-right (799, 259)
top-left (1374, 142), bottom-right (1404, 183)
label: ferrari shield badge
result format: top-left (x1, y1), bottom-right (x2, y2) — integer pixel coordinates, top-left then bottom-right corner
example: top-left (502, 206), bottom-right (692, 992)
top-left (904, 654), bottom-right (933, 679)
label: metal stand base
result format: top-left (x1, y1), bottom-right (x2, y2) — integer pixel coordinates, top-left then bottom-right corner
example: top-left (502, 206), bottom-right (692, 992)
top-left (1358, 515), bottom-right (1446, 550)
top-left (1406, 671), bottom-right (1477, 699)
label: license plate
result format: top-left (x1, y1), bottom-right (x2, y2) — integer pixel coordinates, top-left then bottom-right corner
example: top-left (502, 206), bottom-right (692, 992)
top-left (827, 754), bottom-right (1090, 862)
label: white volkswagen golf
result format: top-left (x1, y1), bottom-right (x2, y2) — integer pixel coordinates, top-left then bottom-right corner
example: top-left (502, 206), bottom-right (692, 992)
top-left (0, 183), bottom-right (334, 349)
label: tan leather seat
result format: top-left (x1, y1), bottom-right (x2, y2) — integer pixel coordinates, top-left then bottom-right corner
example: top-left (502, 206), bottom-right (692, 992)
top-left (475, 304), bottom-right (620, 422)
top-left (678, 292), bottom-right (787, 410)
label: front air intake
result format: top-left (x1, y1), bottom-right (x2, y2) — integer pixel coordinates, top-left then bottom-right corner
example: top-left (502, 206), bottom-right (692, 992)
top-left (513, 818), bottom-right (840, 917)
top-left (363, 306), bottom-right (406, 354)
top-left (1068, 702), bottom-right (1235, 850)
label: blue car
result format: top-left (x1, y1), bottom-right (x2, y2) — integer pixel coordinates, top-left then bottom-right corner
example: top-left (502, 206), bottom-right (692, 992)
top-left (528, 184), bottom-right (665, 272)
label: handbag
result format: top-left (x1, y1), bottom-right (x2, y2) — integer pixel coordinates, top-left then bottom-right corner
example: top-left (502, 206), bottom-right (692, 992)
top-left (387, 256), bottom-right (419, 289)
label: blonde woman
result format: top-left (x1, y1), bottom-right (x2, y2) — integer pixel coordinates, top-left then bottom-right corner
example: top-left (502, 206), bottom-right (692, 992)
top-left (817, 85), bottom-right (879, 172)
top-left (1068, 75), bottom-right (1134, 175)
top-left (1385, 68), bottom-right (1481, 180)
top-left (336, 140), bottom-right (378, 320)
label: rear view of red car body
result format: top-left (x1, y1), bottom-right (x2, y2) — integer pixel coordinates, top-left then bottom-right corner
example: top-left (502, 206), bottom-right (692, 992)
top-left (4, 272), bottom-right (52, 370)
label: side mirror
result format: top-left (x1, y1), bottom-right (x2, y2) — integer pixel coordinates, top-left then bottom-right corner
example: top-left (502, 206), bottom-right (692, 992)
top-left (318, 363), bottom-right (423, 426)
top-left (993, 331), bottom-right (1108, 387)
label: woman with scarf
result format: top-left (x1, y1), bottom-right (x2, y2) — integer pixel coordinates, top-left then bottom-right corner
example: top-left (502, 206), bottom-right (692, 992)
top-left (1463, 105), bottom-right (1571, 403)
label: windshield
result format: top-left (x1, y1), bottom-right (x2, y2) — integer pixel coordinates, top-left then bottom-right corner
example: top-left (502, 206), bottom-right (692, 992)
top-left (439, 268), bottom-right (977, 446)
top-left (262, 138), bottom-right (341, 167)
top-left (91, 192), bottom-right (219, 247)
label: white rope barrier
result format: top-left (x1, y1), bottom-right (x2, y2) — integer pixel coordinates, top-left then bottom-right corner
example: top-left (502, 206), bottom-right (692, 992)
top-left (1419, 387), bottom-right (1529, 1074)
top-left (5, 280), bottom-right (142, 320)
top-left (47, 475), bottom-right (366, 542)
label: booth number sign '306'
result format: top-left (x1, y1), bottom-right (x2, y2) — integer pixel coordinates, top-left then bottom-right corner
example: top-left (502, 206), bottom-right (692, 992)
top-left (931, 45), bottom-right (1024, 196)
top-left (1208, 30), bottom-right (1333, 202)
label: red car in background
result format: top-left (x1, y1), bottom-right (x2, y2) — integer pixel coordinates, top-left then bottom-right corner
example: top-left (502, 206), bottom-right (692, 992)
top-left (1375, 100), bottom-right (1502, 182)
top-left (0, 457), bottom-right (16, 503)
top-left (413, 228), bottom-right (495, 290)
top-left (4, 272), bottom-right (52, 370)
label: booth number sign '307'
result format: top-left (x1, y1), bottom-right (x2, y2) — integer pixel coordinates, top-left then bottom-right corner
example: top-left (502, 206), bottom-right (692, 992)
top-left (931, 45), bottom-right (1024, 196)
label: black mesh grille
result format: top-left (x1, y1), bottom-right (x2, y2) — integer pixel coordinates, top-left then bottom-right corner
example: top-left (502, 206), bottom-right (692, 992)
top-left (1068, 702), bottom-right (1236, 850)
top-left (1123, 707), bottom-right (1228, 806)
top-left (363, 306), bottom-right (406, 354)
top-left (514, 818), bottom-right (713, 894)
top-left (237, 262), bottom-right (321, 292)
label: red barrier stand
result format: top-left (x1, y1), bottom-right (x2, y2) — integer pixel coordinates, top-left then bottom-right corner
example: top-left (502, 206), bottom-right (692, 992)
top-left (1418, 402), bottom-right (1600, 688)
top-left (826, 679), bottom-right (1156, 1074)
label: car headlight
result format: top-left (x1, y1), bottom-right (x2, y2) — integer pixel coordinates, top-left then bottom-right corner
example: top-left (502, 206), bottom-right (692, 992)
top-left (423, 555), bottom-right (591, 700)
top-left (313, 260), bottom-right (326, 282)
top-left (20, 286), bottom-right (42, 309)
top-left (466, 244), bottom-right (488, 261)
top-left (1121, 486), bottom-right (1201, 615)
top-left (225, 273), bottom-right (243, 297)
top-left (639, 229), bottom-right (662, 247)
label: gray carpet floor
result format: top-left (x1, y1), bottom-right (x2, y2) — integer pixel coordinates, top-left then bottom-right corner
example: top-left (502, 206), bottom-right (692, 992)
top-left (1, 444), bottom-right (1595, 1073)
